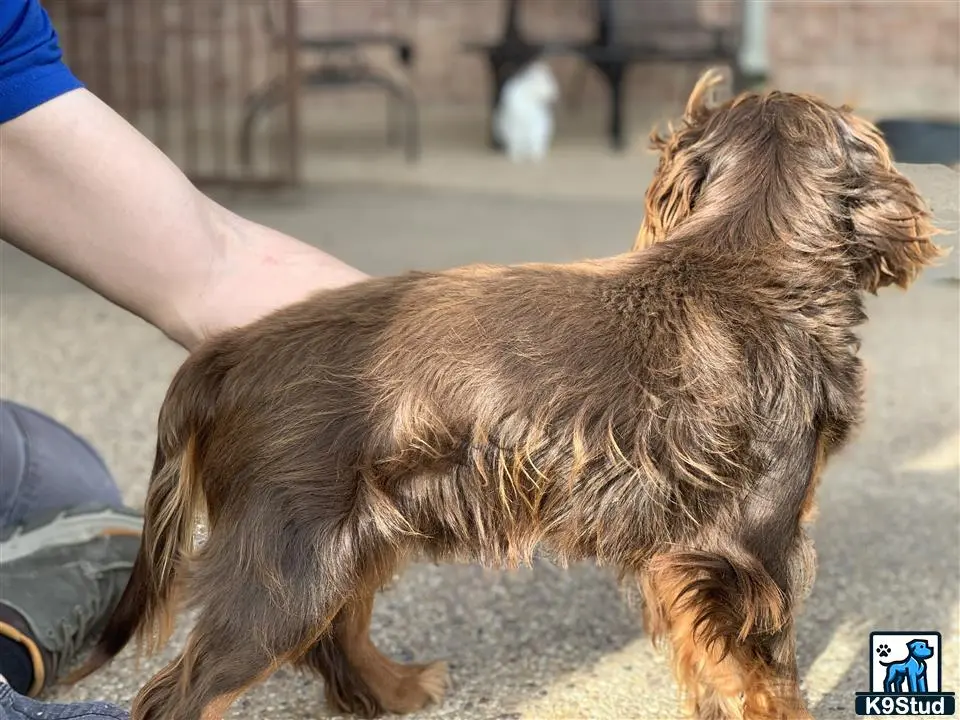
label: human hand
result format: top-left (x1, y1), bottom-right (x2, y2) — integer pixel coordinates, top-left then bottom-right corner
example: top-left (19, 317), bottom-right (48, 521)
top-left (185, 204), bottom-right (370, 349)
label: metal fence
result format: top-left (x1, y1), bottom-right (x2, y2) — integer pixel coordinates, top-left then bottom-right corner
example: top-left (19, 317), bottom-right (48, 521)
top-left (43, 0), bottom-right (302, 188)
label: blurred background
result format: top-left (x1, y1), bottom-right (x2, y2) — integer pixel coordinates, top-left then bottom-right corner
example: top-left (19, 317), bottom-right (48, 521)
top-left (4, 2), bottom-right (959, 718)
top-left (40, 0), bottom-right (960, 194)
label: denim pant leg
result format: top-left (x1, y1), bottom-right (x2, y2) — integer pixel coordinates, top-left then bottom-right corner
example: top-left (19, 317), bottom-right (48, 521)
top-left (0, 683), bottom-right (129, 720)
top-left (0, 400), bottom-right (124, 532)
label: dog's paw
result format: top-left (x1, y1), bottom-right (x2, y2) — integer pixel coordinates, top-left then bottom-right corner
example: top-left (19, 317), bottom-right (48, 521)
top-left (876, 643), bottom-right (892, 658)
top-left (374, 660), bottom-right (449, 715)
top-left (415, 660), bottom-right (450, 704)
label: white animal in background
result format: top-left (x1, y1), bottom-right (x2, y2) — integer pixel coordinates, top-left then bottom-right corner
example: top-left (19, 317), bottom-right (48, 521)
top-left (493, 59), bottom-right (560, 163)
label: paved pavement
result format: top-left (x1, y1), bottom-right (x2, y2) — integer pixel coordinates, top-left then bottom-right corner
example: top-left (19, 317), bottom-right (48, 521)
top-left (1, 162), bottom-right (957, 719)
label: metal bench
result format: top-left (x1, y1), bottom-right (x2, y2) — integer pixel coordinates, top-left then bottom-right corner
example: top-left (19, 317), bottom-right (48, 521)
top-left (464, 0), bottom-right (753, 151)
top-left (239, 1), bottom-right (420, 167)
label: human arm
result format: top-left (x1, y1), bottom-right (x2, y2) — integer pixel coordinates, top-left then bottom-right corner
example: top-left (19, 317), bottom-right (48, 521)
top-left (1, 88), bottom-right (367, 351)
top-left (0, 1), bottom-right (367, 352)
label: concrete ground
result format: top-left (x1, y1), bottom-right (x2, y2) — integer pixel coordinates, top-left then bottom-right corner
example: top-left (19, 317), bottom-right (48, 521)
top-left (1, 130), bottom-right (958, 720)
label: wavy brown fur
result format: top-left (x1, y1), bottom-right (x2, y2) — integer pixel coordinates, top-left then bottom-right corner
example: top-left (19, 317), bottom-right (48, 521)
top-left (76, 69), bottom-right (942, 720)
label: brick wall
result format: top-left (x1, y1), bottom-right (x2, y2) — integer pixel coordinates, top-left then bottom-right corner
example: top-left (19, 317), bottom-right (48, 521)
top-left (47, 0), bottom-right (959, 119)
top-left (769, 0), bottom-right (959, 115)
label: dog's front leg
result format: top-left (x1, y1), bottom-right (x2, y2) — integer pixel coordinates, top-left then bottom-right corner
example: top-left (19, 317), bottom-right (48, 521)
top-left (640, 546), bottom-right (814, 720)
top-left (640, 545), bottom-right (809, 720)
top-left (638, 438), bottom-right (822, 719)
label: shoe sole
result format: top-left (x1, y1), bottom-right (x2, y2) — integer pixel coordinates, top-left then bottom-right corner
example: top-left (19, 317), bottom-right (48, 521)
top-left (0, 504), bottom-right (142, 565)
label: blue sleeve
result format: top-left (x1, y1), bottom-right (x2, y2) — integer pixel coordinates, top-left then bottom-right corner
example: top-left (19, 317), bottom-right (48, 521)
top-left (0, 0), bottom-right (84, 124)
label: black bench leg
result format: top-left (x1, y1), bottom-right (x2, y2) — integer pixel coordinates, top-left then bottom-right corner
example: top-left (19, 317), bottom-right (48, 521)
top-left (486, 55), bottom-right (510, 152)
top-left (597, 61), bottom-right (628, 151)
top-left (483, 49), bottom-right (539, 153)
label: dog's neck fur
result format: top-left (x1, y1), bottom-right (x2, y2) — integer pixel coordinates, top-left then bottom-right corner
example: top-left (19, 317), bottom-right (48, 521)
top-left (628, 156), bottom-right (871, 456)
top-left (653, 208), bottom-right (865, 333)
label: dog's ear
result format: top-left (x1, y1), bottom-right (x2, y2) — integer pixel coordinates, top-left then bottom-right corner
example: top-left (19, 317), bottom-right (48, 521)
top-left (840, 114), bottom-right (947, 291)
top-left (632, 68), bottom-right (733, 251)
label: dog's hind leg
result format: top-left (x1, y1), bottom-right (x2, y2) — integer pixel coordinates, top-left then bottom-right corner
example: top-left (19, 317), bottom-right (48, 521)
top-left (299, 587), bottom-right (449, 717)
top-left (130, 573), bottom-right (329, 720)
top-left (130, 474), bottom-right (411, 720)
top-left (129, 514), bottom-right (350, 720)
top-left (885, 669), bottom-right (903, 694)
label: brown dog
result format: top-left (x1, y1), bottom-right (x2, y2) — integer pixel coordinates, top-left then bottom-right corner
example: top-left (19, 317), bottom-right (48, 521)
top-left (73, 70), bottom-right (943, 720)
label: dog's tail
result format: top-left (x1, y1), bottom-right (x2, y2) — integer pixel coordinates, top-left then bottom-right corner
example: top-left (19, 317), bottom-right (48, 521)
top-left (66, 347), bottom-right (225, 682)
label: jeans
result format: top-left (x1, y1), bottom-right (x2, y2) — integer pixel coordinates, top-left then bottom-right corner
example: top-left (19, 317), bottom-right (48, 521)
top-left (0, 400), bottom-right (130, 719)
top-left (0, 400), bottom-right (124, 528)
top-left (0, 683), bottom-right (128, 720)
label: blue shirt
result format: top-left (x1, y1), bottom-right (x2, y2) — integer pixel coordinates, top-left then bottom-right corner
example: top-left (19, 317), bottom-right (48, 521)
top-left (0, 0), bottom-right (83, 123)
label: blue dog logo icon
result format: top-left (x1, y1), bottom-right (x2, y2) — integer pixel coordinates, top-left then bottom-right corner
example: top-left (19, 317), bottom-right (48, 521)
top-left (880, 638), bottom-right (934, 694)
top-left (855, 631), bottom-right (955, 716)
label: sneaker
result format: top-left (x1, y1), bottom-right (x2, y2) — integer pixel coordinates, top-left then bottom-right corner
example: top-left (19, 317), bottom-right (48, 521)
top-left (0, 503), bottom-right (142, 695)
